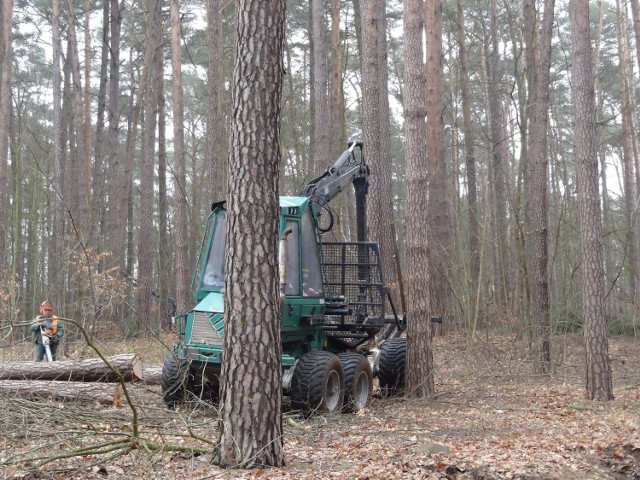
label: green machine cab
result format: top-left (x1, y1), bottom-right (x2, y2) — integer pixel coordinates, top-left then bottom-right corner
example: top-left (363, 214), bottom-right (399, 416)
top-left (162, 142), bottom-right (407, 413)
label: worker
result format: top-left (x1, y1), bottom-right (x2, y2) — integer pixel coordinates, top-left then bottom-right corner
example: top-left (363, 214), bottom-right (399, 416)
top-left (31, 300), bottom-right (64, 361)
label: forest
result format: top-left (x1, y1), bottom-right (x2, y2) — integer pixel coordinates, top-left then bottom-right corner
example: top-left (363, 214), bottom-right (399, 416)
top-left (0, 0), bottom-right (636, 341)
top-left (0, 0), bottom-right (639, 476)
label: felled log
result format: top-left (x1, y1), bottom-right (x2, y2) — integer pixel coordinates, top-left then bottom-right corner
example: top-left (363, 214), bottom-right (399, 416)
top-left (0, 380), bottom-right (117, 404)
top-left (0, 353), bottom-right (143, 382)
top-left (142, 365), bottom-right (163, 385)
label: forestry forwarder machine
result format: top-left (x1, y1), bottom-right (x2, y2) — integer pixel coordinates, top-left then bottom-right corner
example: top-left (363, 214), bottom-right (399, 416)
top-left (161, 141), bottom-right (407, 413)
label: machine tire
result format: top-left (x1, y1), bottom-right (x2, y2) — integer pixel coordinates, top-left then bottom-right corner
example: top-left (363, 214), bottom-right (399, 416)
top-left (378, 337), bottom-right (406, 397)
top-left (338, 352), bottom-right (373, 412)
top-left (290, 351), bottom-right (345, 414)
top-left (161, 353), bottom-right (192, 408)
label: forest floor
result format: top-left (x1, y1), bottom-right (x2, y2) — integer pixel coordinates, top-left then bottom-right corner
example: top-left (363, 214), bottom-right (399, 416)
top-left (1, 332), bottom-right (639, 480)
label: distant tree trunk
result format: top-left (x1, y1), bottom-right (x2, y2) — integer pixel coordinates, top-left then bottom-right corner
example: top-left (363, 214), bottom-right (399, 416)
top-left (360, 0), bottom-right (402, 313)
top-left (92, 0), bottom-right (109, 244)
top-left (215, 0), bottom-right (286, 468)
top-left (456, 0), bottom-right (481, 334)
top-left (378, 0), bottom-right (405, 313)
top-left (311, 0), bottom-right (329, 174)
top-left (170, 0), bottom-right (190, 316)
top-left (569, 0), bottom-right (614, 401)
top-left (206, 0), bottom-right (226, 202)
top-left (593, 1), bottom-right (616, 317)
top-left (66, 0), bottom-right (89, 235)
top-left (158, 87), bottom-right (168, 327)
top-left (616, 0), bottom-right (639, 300)
top-left (108, 0), bottom-right (123, 266)
top-left (425, 0), bottom-right (452, 327)
top-left (329, 0), bottom-right (345, 160)
top-left (487, 0), bottom-right (509, 315)
top-left (403, 0), bottom-right (434, 397)
top-left (51, 0), bottom-right (65, 303)
top-left (0, 0), bottom-right (12, 268)
top-left (528, 0), bottom-right (555, 374)
top-left (120, 53), bottom-right (149, 287)
top-left (83, 0), bottom-right (93, 221)
top-left (629, 0), bottom-right (640, 85)
top-left (136, 0), bottom-right (163, 334)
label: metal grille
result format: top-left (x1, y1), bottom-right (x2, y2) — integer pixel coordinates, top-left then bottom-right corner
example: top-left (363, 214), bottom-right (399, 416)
top-left (320, 242), bottom-right (385, 324)
top-left (189, 311), bottom-right (224, 346)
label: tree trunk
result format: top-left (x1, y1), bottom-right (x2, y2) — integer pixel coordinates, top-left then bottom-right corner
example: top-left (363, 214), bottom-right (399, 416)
top-left (136, 0), bottom-right (163, 334)
top-left (66, 0), bottom-right (89, 235)
top-left (107, 0), bottom-right (123, 266)
top-left (0, 380), bottom-right (119, 404)
top-left (158, 86), bottom-right (169, 327)
top-left (570, 0), bottom-right (614, 401)
top-left (425, 0), bottom-right (452, 328)
top-left (215, 0), bottom-right (286, 468)
top-left (0, 354), bottom-right (143, 382)
top-left (403, 0), bottom-right (434, 397)
top-left (170, 0), bottom-right (190, 316)
top-left (487, 0), bottom-right (510, 315)
top-left (206, 0), bottom-right (226, 202)
top-left (527, 0), bottom-right (555, 374)
top-left (92, 0), bottom-right (110, 248)
top-left (360, 0), bottom-right (402, 314)
top-left (311, 0), bottom-right (330, 175)
top-left (50, 0), bottom-right (65, 307)
top-left (616, 0), bottom-right (639, 300)
top-left (456, 0), bottom-right (480, 330)
top-left (0, 0), bottom-right (12, 268)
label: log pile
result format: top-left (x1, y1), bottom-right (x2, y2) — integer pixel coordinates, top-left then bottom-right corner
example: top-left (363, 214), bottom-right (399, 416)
top-left (0, 354), bottom-right (163, 405)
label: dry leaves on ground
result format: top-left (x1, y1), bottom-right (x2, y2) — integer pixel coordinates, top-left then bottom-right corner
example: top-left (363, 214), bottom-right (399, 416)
top-left (1, 333), bottom-right (639, 480)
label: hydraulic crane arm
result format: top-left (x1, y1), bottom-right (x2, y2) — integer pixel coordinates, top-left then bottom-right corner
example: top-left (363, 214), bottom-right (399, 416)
top-left (299, 141), bottom-right (369, 241)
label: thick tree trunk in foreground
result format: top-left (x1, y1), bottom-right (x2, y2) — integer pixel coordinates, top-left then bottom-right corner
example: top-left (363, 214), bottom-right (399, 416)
top-left (0, 354), bottom-right (143, 382)
top-left (215, 0), bottom-right (286, 469)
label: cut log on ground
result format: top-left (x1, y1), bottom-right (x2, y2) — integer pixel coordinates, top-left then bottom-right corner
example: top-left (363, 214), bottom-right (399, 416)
top-left (0, 353), bottom-right (143, 382)
top-left (142, 365), bottom-right (163, 385)
top-left (0, 380), bottom-right (117, 404)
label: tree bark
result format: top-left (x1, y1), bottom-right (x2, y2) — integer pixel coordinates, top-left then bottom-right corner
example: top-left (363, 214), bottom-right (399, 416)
top-left (0, 0), bottom-right (12, 268)
top-left (570, 0), bottom-right (614, 401)
top-left (66, 0), bottom-right (89, 234)
top-left (528, 0), bottom-right (555, 374)
top-left (456, 0), bottom-right (480, 324)
top-left (136, 0), bottom-right (163, 334)
top-left (215, 0), bottom-right (286, 468)
top-left (0, 354), bottom-right (143, 382)
top-left (0, 380), bottom-right (119, 404)
top-left (205, 0), bottom-right (226, 202)
top-left (403, 0), bottom-right (434, 397)
top-left (360, 0), bottom-right (402, 315)
top-left (425, 0), bottom-right (452, 328)
top-left (170, 0), bottom-right (190, 316)
top-left (311, 0), bottom-right (330, 175)
top-left (616, 0), bottom-right (639, 300)
top-left (487, 0), bottom-right (510, 314)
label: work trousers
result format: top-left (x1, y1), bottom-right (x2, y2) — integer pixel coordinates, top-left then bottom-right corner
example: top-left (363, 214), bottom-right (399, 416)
top-left (34, 342), bottom-right (59, 362)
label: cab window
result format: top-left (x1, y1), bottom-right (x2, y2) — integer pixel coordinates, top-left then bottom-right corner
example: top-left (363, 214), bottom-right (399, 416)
top-left (301, 209), bottom-right (323, 297)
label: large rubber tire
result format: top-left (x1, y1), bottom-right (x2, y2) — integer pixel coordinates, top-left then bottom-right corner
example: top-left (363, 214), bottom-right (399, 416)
top-left (378, 337), bottom-right (406, 397)
top-left (161, 353), bottom-right (192, 408)
top-left (338, 352), bottom-right (373, 412)
top-left (290, 351), bottom-right (345, 414)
